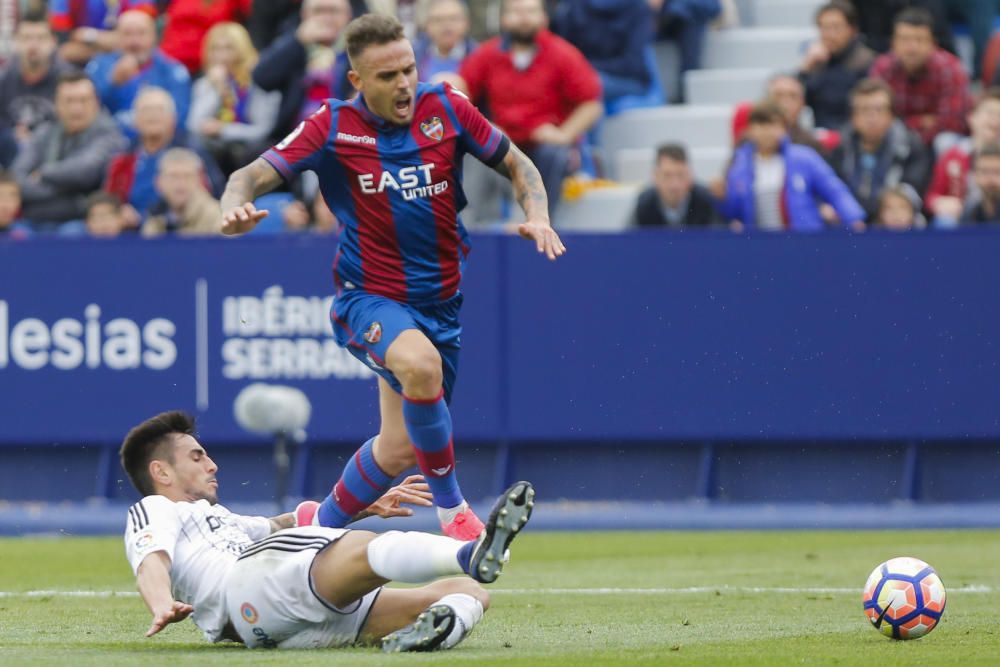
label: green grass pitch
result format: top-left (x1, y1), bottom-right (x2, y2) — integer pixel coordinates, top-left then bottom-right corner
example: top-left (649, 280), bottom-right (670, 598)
top-left (2, 530), bottom-right (999, 665)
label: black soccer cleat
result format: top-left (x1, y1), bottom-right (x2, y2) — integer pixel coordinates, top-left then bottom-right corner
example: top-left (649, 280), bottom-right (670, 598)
top-left (381, 604), bottom-right (456, 653)
top-left (469, 480), bottom-right (535, 584)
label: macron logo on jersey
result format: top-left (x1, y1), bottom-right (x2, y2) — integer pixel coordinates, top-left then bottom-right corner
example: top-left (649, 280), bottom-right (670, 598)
top-left (337, 132), bottom-right (377, 145)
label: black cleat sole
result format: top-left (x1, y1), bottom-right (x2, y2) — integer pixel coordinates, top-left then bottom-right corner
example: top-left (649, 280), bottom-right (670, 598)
top-left (381, 604), bottom-right (456, 653)
top-left (470, 481), bottom-right (535, 583)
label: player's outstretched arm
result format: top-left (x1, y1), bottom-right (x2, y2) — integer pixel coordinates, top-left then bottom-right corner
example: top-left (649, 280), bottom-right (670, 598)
top-left (353, 474), bottom-right (433, 522)
top-left (493, 144), bottom-right (566, 261)
top-left (135, 551), bottom-right (193, 637)
top-left (220, 157), bottom-right (284, 235)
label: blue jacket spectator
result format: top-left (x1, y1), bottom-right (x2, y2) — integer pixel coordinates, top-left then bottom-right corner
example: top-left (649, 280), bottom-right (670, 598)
top-left (85, 11), bottom-right (191, 134)
top-left (553, 0), bottom-right (653, 101)
top-left (723, 103), bottom-right (865, 231)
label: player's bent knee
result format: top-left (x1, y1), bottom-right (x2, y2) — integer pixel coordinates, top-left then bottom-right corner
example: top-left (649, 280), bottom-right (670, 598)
top-left (395, 354), bottom-right (443, 392)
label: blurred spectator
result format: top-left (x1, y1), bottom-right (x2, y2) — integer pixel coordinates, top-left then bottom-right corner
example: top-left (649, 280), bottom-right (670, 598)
top-left (248, 0), bottom-right (367, 51)
top-left (105, 87), bottom-right (224, 229)
top-left (86, 10), bottom-right (192, 134)
top-left (943, 0), bottom-right (994, 79)
top-left (188, 22), bottom-right (280, 175)
top-left (0, 171), bottom-right (31, 238)
top-left (253, 0), bottom-right (353, 140)
top-left (552, 0), bottom-right (654, 109)
top-left (633, 143), bottom-right (722, 227)
top-left (0, 14), bottom-right (75, 168)
top-left (414, 0), bottom-right (475, 84)
top-left (11, 71), bottom-right (125, 227)
top-left (49, 0), bottom-right (156, 67)
top-left (869, 7), bottom-right (971, 149)
top-left (158, 0), bottom-right (252, 74)
top-left (926, 89), bottom-right (1000, 223)
top-left (799, 1), bottom-right (876, 131)
top-left (85, 190), bottom-right (126, 237)
top-left (875, 183), bottom-right (926, 229)
top-left (142, 148), bottom-right (222, 237)
top-left (367, 0), bottom-right (429, 41)
top-left (830, 78), bottom-right (930, 221)
top-left (849, 0), bottom-right (954, 54)
top-left (957, 143), bottom-right (1000, 225)
top-left (723, 102), bottom-right (865, 231)
top-left (730, 75), bottom-right (832, 155)
top-left (653, 0), bottom-right (721, 102)
top-left (459, 0), bottom-right (603, 215)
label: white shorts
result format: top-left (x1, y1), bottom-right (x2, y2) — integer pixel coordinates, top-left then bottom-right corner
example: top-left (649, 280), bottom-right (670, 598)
top-left (225, 526), bottom-right (382, 649)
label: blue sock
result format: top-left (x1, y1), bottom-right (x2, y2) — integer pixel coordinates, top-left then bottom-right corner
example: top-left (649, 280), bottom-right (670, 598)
top-left (456, 540), bottom-right (477, 574)
top-left (402, 390), bottom-right (465, 510)
top-left (317, 437), bottom-right (394, 527)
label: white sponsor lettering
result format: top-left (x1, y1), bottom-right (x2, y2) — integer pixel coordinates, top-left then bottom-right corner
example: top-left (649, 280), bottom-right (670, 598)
top-left (0, 301), bottom-right (177, 372)
top-left (358, 163), bottom-right (445, 201)
top-left (221, 287), bottom-right (375, 381)
top-left (337, 132), bottom-right (377, 145)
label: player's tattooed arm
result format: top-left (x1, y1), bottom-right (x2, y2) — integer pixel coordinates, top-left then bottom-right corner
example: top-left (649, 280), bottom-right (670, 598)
top-left (220, 158), bottom-right (283, 235)
top-left (494, 145), bottom-right (567, 261)
top-left (267, 512), bottom-right (296, 533)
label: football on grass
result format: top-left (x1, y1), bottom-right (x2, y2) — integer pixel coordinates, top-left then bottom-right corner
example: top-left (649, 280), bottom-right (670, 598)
top-left (862, 556), bottom-right (946, 639)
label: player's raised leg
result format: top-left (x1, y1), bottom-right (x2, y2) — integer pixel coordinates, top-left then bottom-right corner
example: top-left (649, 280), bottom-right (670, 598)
top-left (385, 329), bottom-right (481, 539)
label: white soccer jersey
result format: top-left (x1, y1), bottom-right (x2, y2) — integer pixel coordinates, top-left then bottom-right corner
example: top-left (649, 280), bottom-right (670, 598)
top-left (124, 495), bottom-right (272, 642)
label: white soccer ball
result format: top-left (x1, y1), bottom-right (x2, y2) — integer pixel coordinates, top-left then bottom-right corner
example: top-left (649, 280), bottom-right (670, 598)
top-left (862, 556), bottom-right (946, 639)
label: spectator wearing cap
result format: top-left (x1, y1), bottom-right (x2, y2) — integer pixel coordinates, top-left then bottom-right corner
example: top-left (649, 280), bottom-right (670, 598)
top-left (925, 89), bottom-right (1000, 225)
top-left (875, 183), bottom-right (926, 229)
top-left (105, 87), bottom-right (224, 229)
top-left (869, 7), bottom-right (971, 149)
top-left (633, 144), bottom-right (722, 228)
top-left (0, 14), bottom-right (76, 168)
top-left (798, 1), bottom-right (876, 131)
top-left (142, 148), bottom-right (223, 237)
top-left (459, 0), bottom-right (603, 216)
top-left (188, 22), bottom-right (280, 176)
top-left (252, 0), bottom-right (353, 140)
top-left (11, 71), bottom-right (125, 227)
top-left (723, 102), bottom-right (865, 232)
top-left (956, 143), bottom-right (1000, 226)
top-left (830, 78), bottom-right (930, 221)
top-left (86, 10), bottom-right (192, 134)
top-left (552, 0), bottom-right (655, 109)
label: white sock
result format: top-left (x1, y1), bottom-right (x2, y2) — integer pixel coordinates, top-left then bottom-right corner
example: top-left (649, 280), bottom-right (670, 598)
top-left (436, 501), bottom-right (468, 525)
top-left (366, 531), bottom-right (464, 583)
top-left (434, 593), bottom-right (484, 649)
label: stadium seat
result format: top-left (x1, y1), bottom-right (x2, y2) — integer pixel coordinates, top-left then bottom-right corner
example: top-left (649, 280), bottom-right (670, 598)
top-left (602, 105), bottom-right (733, 152)
top-left (752, 0), bottom-right (824, 28)
top-left (701, 28), bottom-right (815, 69)
top-left (554, 185), bottom-right (639, 231)
top-left (684, 68), bottom-right (774, 105)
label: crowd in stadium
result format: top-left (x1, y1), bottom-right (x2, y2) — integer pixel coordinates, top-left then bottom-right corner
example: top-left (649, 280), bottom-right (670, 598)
top-left (1, 0), bottom-right (999, 239)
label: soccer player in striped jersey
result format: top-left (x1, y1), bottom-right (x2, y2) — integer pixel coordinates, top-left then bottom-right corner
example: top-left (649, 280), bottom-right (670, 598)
top-left (121, 411), bottom-right (534, 651)
top-left (220, 13), bottom-right (563, 541)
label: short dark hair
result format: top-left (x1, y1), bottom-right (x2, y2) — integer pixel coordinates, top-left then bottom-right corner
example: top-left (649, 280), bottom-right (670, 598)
top-left (17, 10), bottom-right (49, 26)
top-left (57, 70), bottom-right (95, 90)
top-left (850, 77), bottom-right (894, 106)
top-left (86, 191), bottom-right (121, 214)
top-left (893, 7), bottom-right (935, 34)
top-left (656, 144), bottom-right (688, 164)
top-left (974, 142), bottom-right (1000, 166)
top-left (748, 101), bottom-right (785, 126)
top-left (976, 87), bottom-right (1000, 108)
top-left (0, 170), bottom-right (18, 190)
top-left (345, 14), bottom-right (406, 64)
top-left (120, 411), bottom-right (195, 496)
top-left (816, 0), bottom-right (858, 28)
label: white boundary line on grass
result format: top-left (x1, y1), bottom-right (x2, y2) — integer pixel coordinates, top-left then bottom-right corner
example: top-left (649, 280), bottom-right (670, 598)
top-left (0, 585), bottom-right (992, 598)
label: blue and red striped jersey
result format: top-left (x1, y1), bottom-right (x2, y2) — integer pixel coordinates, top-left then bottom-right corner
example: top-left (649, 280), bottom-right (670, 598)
top-left (262, 81), bottom-right (510, 306)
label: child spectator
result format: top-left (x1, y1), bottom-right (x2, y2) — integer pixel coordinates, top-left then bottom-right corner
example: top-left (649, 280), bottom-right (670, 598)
top-left (142, 148), bottom-right (222, 237)
top-left (956, 143), bottom-right (1000, 226)
top-left (0, 171), bottom-right (30, 238)
top-left (85, 190), bottom-right (126, 237)
top-left (723, 102), bottom-right (865, 232)
top-left (875, 184), bottom-right (926, 230)
top-left (187, 22), bottom-right (280, 176)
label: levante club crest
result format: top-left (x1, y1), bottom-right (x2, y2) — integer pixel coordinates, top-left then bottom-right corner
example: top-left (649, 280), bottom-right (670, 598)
top-left (420, 117), bottom-right (444, 141)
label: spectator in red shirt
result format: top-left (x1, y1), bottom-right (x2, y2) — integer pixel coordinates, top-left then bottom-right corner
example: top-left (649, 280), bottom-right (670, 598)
top-left (158, 0), bottom-right (252, 74)
top-left (925, 89), bottom-right (1000, 226)
top-left (868, 7), bottom-right (971, 150)
top-left (458, 0), bottom-right (603, 215)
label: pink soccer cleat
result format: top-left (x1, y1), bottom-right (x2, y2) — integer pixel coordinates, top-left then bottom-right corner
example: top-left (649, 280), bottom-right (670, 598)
top-left (440, 504), bottom-right (485, 541)
top-left (294, 500), bottom-right (320, 527)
